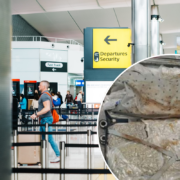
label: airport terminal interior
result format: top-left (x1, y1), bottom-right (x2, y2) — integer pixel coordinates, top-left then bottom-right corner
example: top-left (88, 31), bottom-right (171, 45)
top-left (1, 0), bottom-right (180, 180)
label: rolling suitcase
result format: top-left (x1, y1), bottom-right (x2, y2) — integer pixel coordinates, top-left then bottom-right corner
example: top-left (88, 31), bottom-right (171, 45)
top-left (17, 134), bottom-right (41, 165)
top-left (17, 114), bottom-right (41, 165)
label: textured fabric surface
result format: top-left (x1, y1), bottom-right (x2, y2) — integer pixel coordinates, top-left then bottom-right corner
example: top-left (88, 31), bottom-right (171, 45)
top-left (99, 62), bottom-right (180, 180)
top-left (104, 64), bottom-right (180, 119)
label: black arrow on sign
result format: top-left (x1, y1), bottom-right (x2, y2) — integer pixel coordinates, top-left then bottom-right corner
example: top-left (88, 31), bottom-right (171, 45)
top-left (104, 36), bottom-right (117, 45)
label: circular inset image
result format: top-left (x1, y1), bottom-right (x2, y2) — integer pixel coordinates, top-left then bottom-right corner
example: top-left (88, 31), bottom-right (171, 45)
top-left (98, 55), bottom-right (180, 180)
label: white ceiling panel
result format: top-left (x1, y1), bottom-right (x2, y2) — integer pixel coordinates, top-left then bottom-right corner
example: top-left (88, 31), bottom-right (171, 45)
top-left (21, 12), bottom-right (83, 40)
top-left (38, 0), bottom-right (100, 12)
top-left (12, 1), bottom-right (180, 55)
top-left (155, 0), bottom-right (180, 5)
top-left (164, 48), bottom-right (176, 54)
top-left (159, 4), bottom-right (180, 34)
top-left (162, 33), bottom-right (180, 48)
top-left (12, 0), bottom-right (44, 15)
top-left (98, 0), bottom-right (131, 8)
top-left (75, 39), bottom-right (84, 45)
top-left (11, 0), bottom-right (180, 15)
top-left (115, 7), bottom-right (131, 29)
top-left (69, 9), bottom-right (119, 32)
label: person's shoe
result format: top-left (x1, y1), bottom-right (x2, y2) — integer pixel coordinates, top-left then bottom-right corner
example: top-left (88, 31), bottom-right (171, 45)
top-left (50, 156), bottom-right (60, 163)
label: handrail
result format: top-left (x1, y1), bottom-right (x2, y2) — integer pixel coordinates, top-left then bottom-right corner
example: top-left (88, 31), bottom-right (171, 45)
top-left (12, 36), bottom-right (83, 46)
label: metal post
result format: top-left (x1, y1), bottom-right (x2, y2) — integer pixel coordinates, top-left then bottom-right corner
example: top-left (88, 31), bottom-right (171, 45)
top-left (45, 123), bottom-right (49, 168)
top-left (14, 130), bottom-right (18, 180)
top-left (56, 122), bottom-right (58, 141)
top-left (35, 120), bottom-right (38, 132)
top-left (69, 109), bottom-right (71, 120)
top-left (131, 0), bottom-right (151, 63)
top-left (151, 5), bottom-right (160, 56)
top-left (92, 107), bottom-right (94, 141)
top-left (104, 162), bottom-right (107, 180)
top-left (91, 104), bottom-right (93, 119)
top-left (19, 109), bottom-right (22, 131)
top-left (87, 130), bottom-right (92, 180)
top-left (18, 118), bottom-right (21, 132)
top-left (78, 109), bottom-right (80, 131)
top-left (60, 141), bottom-right (65, 180)
top-left (41, 140), bottom-right (47, 180)
top-left (32, 116), bottom-right (34, 131)
top-left (66, 119), bottom-right (70, 156)
top-left (35, 110), bottom-right (38, 131)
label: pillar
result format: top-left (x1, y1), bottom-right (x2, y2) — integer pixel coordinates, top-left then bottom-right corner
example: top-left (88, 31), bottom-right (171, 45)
top-left (151, 5), bottom-right (160, 56)
top-left (0, 0), bottom-right (11, 180)
top-left (131, 0), bottom-right (151, 63)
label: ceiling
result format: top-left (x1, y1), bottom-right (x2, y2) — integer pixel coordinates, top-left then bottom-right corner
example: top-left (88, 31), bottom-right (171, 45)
top-left (12, 0), bottom-right (180, 54)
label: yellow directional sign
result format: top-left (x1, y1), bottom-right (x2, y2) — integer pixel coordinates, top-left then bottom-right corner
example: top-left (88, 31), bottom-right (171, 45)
top-left (93, 29), bottom-right (131, 68)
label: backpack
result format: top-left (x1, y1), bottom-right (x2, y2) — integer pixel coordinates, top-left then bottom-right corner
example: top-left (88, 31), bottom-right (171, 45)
top-left (43, 92), bottom-right (59, 124)
top-left (53, 98), bottom-right (61, 106)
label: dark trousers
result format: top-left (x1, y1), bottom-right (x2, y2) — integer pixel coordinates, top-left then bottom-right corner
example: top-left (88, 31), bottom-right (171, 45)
top-left (77, 101), bottom-right (82, 109)
top-left (66, 102), bottom-right (72, 110)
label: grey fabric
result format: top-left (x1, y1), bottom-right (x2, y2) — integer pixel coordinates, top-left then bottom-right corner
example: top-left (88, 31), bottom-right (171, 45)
top-left (103, 64), bottom-right (180, 119)
top-left (99, 61), bottom-right (180, 180)
top-left (38, 90), bottom-right (52, 119)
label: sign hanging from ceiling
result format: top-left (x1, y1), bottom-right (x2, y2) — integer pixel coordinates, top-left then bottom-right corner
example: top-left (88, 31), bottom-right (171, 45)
top-left (41, 61), bottom-right (67, 72)
top-left (93, 28), bottom-right (131, 68)
top-left (75, 80), bottom-right (84, 86)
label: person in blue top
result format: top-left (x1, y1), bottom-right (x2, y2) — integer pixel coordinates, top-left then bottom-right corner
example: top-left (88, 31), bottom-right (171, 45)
top-left (19, 94), bottom-right (27, 110)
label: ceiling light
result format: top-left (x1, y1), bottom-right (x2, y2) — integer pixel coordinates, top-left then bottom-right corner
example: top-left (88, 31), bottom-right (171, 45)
top-left (158, 17), bottom-right (164, 23)
top-left (160, 40), bottom-right (166, 45)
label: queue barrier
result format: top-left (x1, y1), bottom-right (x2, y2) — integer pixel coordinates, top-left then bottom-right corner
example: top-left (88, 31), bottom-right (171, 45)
top-left (17, 131), bottom-right (97, 135)
top-left (13, 119), bottom-right (97, 122)
top-left (16, 116), bottom-right (97, 143)
top-left (19, 108), bottom-right (99, 116)
top-left (59, 119), bottom-right (97, 121)
top-left (16, 108), bottom-right (97, 133)
top-left (12, 168), bottom-right (111, 174)
top-left (12, 129), bottom-right (109, 180)
top-left (12, 142), bottom-right (41, 146)
top-left (59, 130), bottom-right (100, 180)
top-left (13, 124), bottom-right (97, 127)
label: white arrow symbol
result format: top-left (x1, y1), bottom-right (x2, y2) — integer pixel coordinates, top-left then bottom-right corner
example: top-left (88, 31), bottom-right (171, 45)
top-left (52, 68), bottom-right (56, 71)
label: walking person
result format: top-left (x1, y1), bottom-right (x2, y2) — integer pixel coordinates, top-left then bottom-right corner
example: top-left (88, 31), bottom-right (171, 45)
top-left (57, 92), bottom-right (63, 106)
top-left (19, 94), bottom-right (27, 110)
top-left (30, 80), bottom-right (60, 163)
top-left (51, 92), bottom-right (61, 108)
top-left (65, 90), bottom-right (73, 110)
top-left (76, 90), bottom-right (83, 110)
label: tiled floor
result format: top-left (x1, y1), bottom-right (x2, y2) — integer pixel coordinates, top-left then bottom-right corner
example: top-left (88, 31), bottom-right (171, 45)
top-left (11, 118), bottom-right (116, 180)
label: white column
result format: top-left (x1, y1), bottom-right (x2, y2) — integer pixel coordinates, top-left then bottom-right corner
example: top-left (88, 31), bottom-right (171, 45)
top-left (131, 0), bottom-right (151, 63)
top-left (0, 1), bottom-right (11, 180)
top-left (151, 5), bottom-right (160, 56)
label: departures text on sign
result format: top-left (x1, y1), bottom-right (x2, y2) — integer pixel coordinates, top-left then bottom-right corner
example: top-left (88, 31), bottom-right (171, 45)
top-left (99, 52), bottom-right (128, 62)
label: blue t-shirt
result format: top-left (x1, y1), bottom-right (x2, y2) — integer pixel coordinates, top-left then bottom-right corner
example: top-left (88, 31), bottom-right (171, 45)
top-left (38, 91), bottom-right (52, 119)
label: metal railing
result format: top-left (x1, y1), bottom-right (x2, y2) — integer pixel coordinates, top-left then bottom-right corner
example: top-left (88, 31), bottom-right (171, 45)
top-left (12, 129), bottom-right (106, 180)
top-left (12, 36), bottom-right (82, 46)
